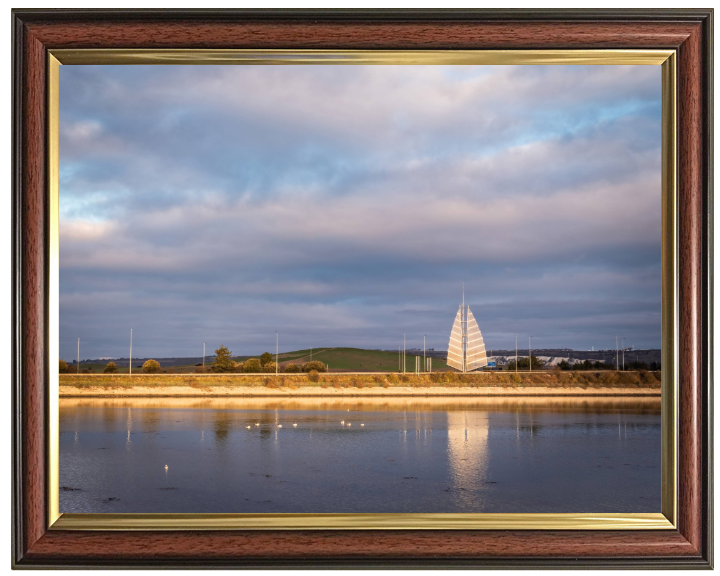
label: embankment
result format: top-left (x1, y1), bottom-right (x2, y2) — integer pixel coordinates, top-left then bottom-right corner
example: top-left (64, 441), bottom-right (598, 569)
top-left (60, 371), bottom-right (661, 397)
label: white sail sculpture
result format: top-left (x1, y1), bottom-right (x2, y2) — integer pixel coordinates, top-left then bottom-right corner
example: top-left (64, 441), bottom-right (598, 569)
top-left (447, 289), bottom-right (488, 372)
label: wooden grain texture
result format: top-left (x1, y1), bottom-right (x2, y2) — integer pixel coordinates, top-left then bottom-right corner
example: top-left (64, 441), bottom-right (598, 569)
top-left (22, 530), bottom-right (700, 565)
top-left (25, 20), bottom-right (699, 50)
top-left (12, 10), bottom-right (712, 568)
top-left (21, 25), bottom-right (47, 556)
top-left (676, 21), bottom-right (705, 556)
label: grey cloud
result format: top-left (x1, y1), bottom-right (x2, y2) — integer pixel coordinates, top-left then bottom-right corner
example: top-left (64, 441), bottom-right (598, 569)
top-left (58, 64), bottom-right (662, 359)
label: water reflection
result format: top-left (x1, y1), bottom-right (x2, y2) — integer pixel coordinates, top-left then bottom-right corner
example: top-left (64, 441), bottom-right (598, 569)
top-left (59, 397), bottom-right (661, 514)
top-left (447, 411), bottom-right (489, 508)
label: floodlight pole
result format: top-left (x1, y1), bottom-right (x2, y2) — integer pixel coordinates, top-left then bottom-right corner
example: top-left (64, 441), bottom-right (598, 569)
top-left (529, 336), bottom-right (532, 373)
top-left (403, 333), bottom-right (406, 373)
top-left (276, 331), bottom-right (278, 375)
top-left (515, 334), bottom-right (518, 373)
top-left (202, 342), bottom-right (205, 370)
top-left (616, 336), bottom-right (619, 371)
top-left (77, 338), bottom-right (80, 374)
top-left (129, 329), bottom-right (132, 375)
top-left (621, 337), bottom-right (625, 370)
top-left (423, 335), bottom-right (426, 371)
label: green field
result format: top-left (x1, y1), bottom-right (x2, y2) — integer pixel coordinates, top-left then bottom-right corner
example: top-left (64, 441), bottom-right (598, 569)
top-left (296, 347), bottom-right (451, 372)
top-left (69, 347), bottom-right (452, 374)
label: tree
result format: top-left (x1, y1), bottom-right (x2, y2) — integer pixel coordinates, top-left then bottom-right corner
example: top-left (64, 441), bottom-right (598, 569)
top-left (506, 355), bottom-right (545, 371)
top-left (104, 362), bottom-right (119, 373)
top-left (259, 352), bottom-right (273, 366)
top-left (213, 345), bottom-right (235, 373)
top-left (59, 359), bottom-right (69, 374)
top-left (302, 360), bottom-right (327, 373)
top-left (283, 363), bottom-right (299, 373)
top-left (243, 358), bottom-right (262, 373)
top-left (557, 359), bottom-right (571, 370)
top-left (142, 359), bottom-right (161, 373)
top-left (262, 361), bottom-right (278, 373)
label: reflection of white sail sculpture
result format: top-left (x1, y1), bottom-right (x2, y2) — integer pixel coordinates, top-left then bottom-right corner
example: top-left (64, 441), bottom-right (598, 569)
top-left (447, 289), bottom-right (488, 372)
top-left (447, 411), bottom-right (489, 506)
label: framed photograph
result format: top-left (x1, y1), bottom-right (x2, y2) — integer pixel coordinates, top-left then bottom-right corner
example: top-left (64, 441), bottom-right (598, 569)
top-left (12, 9), bottom-right (712, 568)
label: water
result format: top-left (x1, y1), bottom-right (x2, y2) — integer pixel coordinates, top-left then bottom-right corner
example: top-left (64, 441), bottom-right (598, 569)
top-left (59, 397), bottom-right (661, 513)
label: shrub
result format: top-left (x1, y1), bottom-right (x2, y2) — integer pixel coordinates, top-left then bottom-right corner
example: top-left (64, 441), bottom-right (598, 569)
top-left (382, 380), bottom-right (390, 388)
top-left (259, 352), bottom-right (273, 366)
top-left (59, 359), bottom-right (69, 374)
top-left (400, 374), bottom-right (409, 383)
top-left (233, 361), bottom-right (244, 373)
top-left (212, 345), bottom-right (235, 373)
top-left (195, 365), bottom-right (210, 373)
top-left (104, 362), bottom-right (119, 374)
top-left (430, 372), bottom-right (443, 383)
top-left (142, 359), bottom-right (161, 373)
top-left (307, 370), bottom-right (320, 382)
top-left (262, 362), bottom-right (278, 373)
top-left (387, 373), bottom-right (398, 383)
top-left (284, 363), bottom-right (300, 373)
top-left (264, 377), bottom-right (277, 388)
top-left (243, 358), bottom-right (262, 373)
top-left (302, 360), bottom-right (327, 373)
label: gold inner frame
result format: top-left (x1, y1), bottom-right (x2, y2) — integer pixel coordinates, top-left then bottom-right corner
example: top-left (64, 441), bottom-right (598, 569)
top-left (47, 49), bottom-right (677, 531)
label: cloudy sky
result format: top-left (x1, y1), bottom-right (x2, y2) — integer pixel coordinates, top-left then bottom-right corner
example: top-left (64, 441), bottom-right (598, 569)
top-left (59, 64), bottom-right (661, 360)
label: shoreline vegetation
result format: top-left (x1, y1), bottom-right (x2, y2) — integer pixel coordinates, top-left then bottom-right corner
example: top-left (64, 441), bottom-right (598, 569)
top-left (60, 370), bottom-right (661, 397)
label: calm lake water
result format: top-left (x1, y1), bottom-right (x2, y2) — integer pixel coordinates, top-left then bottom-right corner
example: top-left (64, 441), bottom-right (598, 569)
top-left (59, 397), bottom-right (661, 513)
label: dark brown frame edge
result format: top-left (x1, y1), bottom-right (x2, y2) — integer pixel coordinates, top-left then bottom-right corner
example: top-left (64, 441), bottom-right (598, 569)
top-left (11, 8), bottom-right (712, 569)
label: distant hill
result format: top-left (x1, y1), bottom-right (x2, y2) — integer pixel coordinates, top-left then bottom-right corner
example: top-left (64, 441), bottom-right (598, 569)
top-left (68, 347), bottom-right (660, 373)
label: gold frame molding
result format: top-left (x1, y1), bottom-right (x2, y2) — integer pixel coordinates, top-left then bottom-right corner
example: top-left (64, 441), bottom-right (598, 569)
top-left (47, 49), bottom-right (677, 532)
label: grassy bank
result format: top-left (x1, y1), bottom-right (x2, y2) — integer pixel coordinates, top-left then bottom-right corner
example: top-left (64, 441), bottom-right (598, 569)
top-left (60, 370), bottom-right (661, 390)
top-left (69, 348), bottom-right (452, 374)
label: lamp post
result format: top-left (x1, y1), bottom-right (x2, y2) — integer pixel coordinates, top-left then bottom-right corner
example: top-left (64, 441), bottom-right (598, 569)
top-left (77, 338), bottom-right (80, 374)
top-left (403, 333), bottom-right (406, 373)
top-left (515, 334), bottom-right (518, 373)
top-left (621, 337), bottom-right (625, 371)
top-left (202, 342), bottom-right (205, 371)
top-left (615, 336), bottom-right (619, 371)
top-left (129, 329), bottom-right (132, 375)
top-left (276, 331), bottom-right (278, 376)
top-left (529, 336), bottom-right (532, 373)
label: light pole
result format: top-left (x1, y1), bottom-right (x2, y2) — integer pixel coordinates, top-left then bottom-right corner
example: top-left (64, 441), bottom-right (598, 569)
top-left (615, 336), bottom-right (619, 371)
top-left (529, 336), bottom-right (532, 373)
top-left (77, 337), bottom-right (80, 374)
top-left (621, 337), bottom-right (625, 370)
top-left (398, 346), bottom-right (401, 372)
top-left (129, 329), bottom-right (132, 375)
top-left (202, 342), bottom-right (205, 370)
top-left (515, 334), bottom-right (518, 373)
top-left (403, 333), bottom-right (406, 373)
top-left (424, 335), bottom-right (426, 372)
top-left (276, 331), bottom-right (278, 376)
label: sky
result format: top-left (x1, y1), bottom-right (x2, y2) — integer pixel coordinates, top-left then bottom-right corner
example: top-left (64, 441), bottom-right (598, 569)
top-left (59, 64), bottom-right (662, 360)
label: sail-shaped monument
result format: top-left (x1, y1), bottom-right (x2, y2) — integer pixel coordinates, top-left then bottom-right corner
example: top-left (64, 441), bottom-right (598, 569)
top-left (447, 289), bottom-right (488, 372)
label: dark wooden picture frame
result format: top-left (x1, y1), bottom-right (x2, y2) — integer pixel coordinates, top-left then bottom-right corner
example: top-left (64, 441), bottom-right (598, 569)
top-left (12, 9), bottom-right (712, 568)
